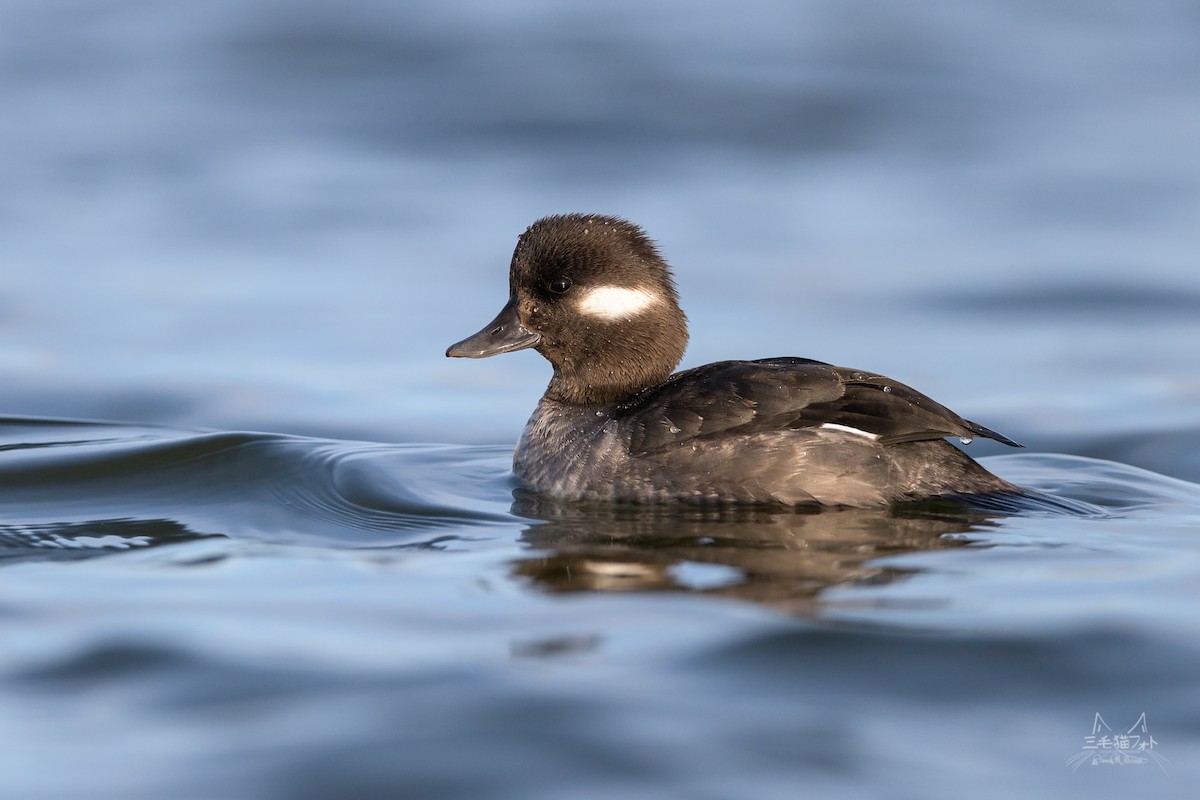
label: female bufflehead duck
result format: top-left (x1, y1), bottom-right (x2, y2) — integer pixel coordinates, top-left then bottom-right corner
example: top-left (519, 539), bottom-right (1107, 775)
top-left (447, 214), bottom-right (1022, 507)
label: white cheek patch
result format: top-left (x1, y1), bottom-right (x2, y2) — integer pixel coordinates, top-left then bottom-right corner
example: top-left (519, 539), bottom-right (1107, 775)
top-left (576, 286), bottom-right (662, 320)
top-left (820, 423), bottom-right (880, 440)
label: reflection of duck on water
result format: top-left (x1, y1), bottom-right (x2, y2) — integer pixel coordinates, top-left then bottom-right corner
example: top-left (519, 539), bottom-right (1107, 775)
top-left (510, 493), bottom-right (1003, 614)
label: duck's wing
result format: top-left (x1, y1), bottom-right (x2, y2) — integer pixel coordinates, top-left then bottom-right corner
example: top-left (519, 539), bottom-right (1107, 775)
top-left (619, 357), bottom-right (1021, 455)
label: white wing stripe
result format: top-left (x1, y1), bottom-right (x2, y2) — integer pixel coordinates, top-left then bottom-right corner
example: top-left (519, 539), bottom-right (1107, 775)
top-left (819, 423), bottom-right (880, 440)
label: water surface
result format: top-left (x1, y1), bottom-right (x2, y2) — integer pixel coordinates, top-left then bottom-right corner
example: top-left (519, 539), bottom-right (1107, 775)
top-left (3, 416), bottom-right (1199, 798)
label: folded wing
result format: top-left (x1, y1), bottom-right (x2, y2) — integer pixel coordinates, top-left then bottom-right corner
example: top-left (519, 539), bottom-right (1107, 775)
top-left (619, 357), bottom-right (1021, 454)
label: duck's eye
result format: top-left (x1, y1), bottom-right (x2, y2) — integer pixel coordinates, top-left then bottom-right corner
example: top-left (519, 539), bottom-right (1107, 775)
top-left (549, 277), bottom-right (573, 295)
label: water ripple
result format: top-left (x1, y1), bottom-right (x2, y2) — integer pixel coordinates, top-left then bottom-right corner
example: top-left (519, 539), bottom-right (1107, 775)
top-left (0, 417), bottom-right (519, 554)
top-left (3, 417), bottom-right (1199, 570)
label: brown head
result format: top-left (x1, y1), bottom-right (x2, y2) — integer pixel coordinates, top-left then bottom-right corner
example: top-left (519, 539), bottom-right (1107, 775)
top-left (447, 214), bottom-right (689, 405)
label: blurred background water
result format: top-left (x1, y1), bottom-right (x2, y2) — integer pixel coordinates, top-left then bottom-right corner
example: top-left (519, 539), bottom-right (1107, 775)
top-left (2, 1), bottom-right (1199, 798)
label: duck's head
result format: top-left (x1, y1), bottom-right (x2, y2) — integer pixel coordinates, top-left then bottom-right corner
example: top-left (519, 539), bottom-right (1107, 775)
top-left (447, 214), bottom-right (689, 406)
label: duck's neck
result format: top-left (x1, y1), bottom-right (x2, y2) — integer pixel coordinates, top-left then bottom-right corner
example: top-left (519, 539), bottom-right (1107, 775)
top-left (541, 314), bottom-right (688, 407)
top-left (545, 365), bottom-right (666, 407)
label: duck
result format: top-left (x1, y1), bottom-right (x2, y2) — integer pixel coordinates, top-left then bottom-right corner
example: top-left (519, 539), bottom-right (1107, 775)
top-left (446, 213), bottom-right (1023, 507)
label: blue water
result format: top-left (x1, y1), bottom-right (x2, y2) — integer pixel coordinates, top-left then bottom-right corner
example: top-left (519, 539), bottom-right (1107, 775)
top-left (3, 1), bottom-right (1200, 798)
